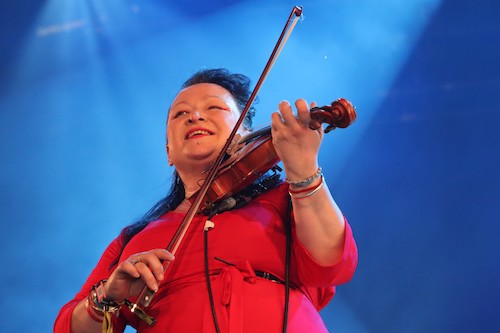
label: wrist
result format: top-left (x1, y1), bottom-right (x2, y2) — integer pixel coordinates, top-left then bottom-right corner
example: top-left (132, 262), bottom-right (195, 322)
top-left (89, 280), bottom-right (124, 315)
top-left (286, 166), bottom-right (322, 188)
top-left (98, 279), bottom-right (126, 304)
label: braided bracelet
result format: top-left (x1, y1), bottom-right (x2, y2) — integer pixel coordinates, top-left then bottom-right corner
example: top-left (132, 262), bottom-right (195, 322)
top-left (89, 280), bottom-right (123, 315)
top-left (85, 298), bottom-right (104, 323)
top-left (88, 280), bottom-right (125, 333)
top-left (286, 167), bottom-right (323, 188)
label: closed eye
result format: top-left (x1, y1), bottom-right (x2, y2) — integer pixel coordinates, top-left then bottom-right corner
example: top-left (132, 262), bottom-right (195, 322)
top-left (209, 105), bottom-right (229, 111)
top-left (172, 110), bottom-right (188, 118)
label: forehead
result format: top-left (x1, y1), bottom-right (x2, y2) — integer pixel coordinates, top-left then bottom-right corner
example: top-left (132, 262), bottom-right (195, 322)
top-left (171, 83), bottom-right (236, 106)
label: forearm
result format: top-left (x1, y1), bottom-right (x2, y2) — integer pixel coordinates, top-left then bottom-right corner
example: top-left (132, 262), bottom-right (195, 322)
top-left (290, 177), bottom-right (346, 266)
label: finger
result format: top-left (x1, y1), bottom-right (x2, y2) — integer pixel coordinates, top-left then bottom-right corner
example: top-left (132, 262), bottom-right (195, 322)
top-left (150, 248), bottom-right (175, 262)
top-left (148, 249), bottom-right (175, 281)
top-left (295, 99), bottom-right (311, 127)
top-left (130, 250), bottom-right (174, 282)
top-left (128, 249), bottom-right (174, 265)
top-left (133, 261), bottom-right (161, 291)
top-left (278, 100), bottom-right (297, 126)
top-left (120, 260), bottom-right (142, 279)
top-left (271, 111), bottom-right (285, 132)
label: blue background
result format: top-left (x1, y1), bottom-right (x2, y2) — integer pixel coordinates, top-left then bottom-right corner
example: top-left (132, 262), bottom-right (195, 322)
top-left (1, 0), bottom-right (499, 332)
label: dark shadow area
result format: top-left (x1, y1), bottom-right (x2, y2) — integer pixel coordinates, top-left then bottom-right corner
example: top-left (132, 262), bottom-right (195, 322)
top-left (337, 1), bottom-right (500, 332)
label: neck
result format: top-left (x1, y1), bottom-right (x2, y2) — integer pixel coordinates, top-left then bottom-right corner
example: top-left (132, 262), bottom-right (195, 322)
top-left (173, 198), bottom-right (192, 213)
top-left (175, 164), bottom-right (209, 199)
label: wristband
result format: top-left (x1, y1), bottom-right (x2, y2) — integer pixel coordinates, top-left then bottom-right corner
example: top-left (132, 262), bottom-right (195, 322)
top-left (286, 167), bottom-right (322, 188)
top-left (90, 280), bottom-right (123, 314)
top-left (85, 298), bottom-right (104, 323)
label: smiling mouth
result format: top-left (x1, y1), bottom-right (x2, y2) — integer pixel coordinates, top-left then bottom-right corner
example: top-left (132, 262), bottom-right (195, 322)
top-left (185, 129), bottom-right (214, 140)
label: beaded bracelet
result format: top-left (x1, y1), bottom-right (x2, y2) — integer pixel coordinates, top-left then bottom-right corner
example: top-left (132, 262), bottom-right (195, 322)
top-left (288, 175), bottom-right (324, 199)
top-left (286, 167), bottom-right (323, 188)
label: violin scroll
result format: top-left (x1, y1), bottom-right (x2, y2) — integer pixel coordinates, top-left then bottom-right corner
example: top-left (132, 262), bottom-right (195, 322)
top-left (309, 98), bottom-right (356, 133)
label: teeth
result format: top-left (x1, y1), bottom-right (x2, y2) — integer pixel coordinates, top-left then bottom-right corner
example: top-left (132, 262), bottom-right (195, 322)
top-left (187, 130), bottom-right (211, 139)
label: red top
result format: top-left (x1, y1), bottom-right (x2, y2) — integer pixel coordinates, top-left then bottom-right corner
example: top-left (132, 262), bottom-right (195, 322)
top-left (54, 183), bottom-right (358, 333)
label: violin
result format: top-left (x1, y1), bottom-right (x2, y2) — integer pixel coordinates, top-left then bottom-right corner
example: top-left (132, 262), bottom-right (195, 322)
top-left (127, 6), bottom-right (357, 326)
top-left (204, 98), bottom-right (356, 210)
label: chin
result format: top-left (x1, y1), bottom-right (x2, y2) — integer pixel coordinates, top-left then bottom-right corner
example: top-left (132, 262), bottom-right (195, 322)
top-left (187, 149), bottom-right (218, 163)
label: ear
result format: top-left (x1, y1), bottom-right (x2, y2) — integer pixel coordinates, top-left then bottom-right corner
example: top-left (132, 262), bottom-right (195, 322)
top-left (166, 144), bottom-right (173, 166)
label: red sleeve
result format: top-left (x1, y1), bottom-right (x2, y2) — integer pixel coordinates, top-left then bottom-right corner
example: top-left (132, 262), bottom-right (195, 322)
top-left (53, 233), bottom-right (129, 333)
top-left (261, 183), bottom-right (358, 310)
top-left (292, 219), bottom-right (358, 288)
top-left (265, 183), bottom-right (358, 288)
top-left (292, 220), bottom-right (358, 310)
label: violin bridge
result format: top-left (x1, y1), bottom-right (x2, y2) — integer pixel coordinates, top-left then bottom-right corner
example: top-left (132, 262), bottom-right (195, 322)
top-left (227, 134), bottom-right (245, 155)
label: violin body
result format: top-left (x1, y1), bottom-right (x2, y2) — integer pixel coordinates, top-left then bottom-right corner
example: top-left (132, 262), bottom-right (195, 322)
top-left (205, 136), bottom-right (279, 208)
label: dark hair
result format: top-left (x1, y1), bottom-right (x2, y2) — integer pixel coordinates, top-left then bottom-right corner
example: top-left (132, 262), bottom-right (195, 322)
top-left (114, 69), bottom-right (256, 262)
top-left (181, 68), bottom-right (256, 129)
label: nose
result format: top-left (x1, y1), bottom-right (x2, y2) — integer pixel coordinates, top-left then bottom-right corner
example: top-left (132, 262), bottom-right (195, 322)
top-left (187, 110), bottom-right (204, 124)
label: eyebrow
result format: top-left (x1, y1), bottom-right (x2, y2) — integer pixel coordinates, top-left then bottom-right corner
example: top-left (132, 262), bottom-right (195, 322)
top-left (171, 95), bottom-right (230, 109)
top-left (171, 100), bottom-right (190, 108)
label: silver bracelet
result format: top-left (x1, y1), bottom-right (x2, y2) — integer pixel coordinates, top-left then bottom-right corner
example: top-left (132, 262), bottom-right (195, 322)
top-left (286, 167), bottom-right (323, 188)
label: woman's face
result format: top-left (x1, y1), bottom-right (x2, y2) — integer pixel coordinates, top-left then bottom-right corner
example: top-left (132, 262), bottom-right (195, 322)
top-left (166, 83), bottom-right (242, 169)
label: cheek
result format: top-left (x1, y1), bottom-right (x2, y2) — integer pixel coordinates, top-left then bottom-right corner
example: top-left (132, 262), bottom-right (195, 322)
top-left (222, 112), bottom-right (241, 129)
top-left (166, 126), bottom-right (177, 142)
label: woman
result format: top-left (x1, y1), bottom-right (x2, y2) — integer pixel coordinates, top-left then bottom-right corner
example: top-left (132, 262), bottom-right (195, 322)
top-left (54, 68), bottom-right (358, 333)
